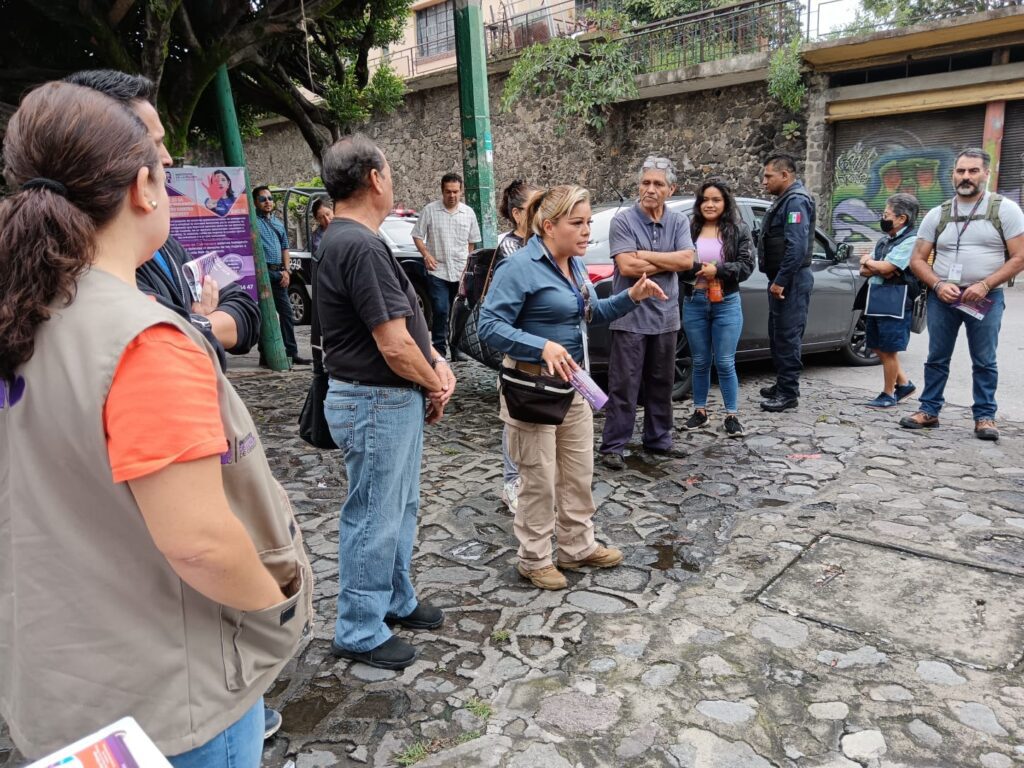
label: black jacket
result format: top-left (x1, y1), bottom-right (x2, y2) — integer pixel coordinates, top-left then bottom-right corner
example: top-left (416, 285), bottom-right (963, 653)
top-left (136, 236), bottom-right (261, 369)
top-left (681, 221), bottom-right (755, 296)
top-left (853, 226), bottom-right (920, 311)
top-left (757, 180), bottom-right (817, 286)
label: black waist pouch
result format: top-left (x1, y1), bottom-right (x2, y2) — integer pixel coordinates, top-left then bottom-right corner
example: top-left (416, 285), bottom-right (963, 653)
top-left (500, 366), bottom-right (575, 425)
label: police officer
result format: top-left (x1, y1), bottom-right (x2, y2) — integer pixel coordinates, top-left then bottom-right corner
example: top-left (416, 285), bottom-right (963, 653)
top-left (757, 152), bottom-right (816, 412)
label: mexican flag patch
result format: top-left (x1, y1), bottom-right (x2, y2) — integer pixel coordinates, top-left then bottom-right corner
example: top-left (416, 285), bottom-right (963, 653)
top-left (787, 212), bottom-right (802, 224)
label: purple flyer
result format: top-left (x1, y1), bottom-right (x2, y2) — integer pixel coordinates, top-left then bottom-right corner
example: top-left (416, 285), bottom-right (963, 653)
top-left (165, 167), bottom-right (257, 300)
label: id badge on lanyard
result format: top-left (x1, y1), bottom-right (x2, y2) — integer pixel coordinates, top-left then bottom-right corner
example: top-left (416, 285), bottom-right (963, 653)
top-left (569, 259), bottom-right (592, 372)
top-left (951, 196), bottom-right (983, 282)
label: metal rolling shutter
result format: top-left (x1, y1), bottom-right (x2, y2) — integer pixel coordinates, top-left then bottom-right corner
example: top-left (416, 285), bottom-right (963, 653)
top-left (828, 106), bottom-right (985, 257)
top-left (997, 99), bottom-right (1024, 207)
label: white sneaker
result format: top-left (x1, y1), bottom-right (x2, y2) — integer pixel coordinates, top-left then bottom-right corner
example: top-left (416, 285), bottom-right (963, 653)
top-left (501, 478), bottom-right (522, 513)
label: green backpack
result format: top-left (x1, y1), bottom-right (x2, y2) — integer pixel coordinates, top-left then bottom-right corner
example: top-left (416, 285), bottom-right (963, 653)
top-left (933, 193), bottom-right (1012, 286)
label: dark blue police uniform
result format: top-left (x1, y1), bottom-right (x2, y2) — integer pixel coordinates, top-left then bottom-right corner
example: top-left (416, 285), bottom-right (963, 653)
top-left (757, 180), bottom-right (816, 405)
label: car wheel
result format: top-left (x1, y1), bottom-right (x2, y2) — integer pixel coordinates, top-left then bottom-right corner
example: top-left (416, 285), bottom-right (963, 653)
top-left (840, 311), bottom-right (880, 366)
top-left (672, 334), bottom-right (693, 401)
top-left (414, 280), bottom-right (433, 330)
top-left (288, 283), bottom-right (311, 325)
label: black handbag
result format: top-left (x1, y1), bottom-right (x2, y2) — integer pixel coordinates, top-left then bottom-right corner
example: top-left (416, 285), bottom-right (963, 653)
top-left (451, 249), bottom-right (504, 370)
top-left (298, 255), bottom-right (338, 449)
top-left (500, 365), bottom-right (575, 425)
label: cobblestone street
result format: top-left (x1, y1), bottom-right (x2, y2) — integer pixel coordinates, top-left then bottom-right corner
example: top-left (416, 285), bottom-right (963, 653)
top-left (4, 352), bottom-right (1024, 768)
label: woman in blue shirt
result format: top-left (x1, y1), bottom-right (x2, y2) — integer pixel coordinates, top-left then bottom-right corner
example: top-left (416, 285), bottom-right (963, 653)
top-left (479, 185), bottom-right (666, 590)
top-left (858, 192), bottom-right (920, 408)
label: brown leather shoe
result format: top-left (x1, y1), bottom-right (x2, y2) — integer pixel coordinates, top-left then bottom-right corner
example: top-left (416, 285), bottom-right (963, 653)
top-left (516, 563), bottom-right (567, 590)
top-left (899, 411), bottom-right (939, 430)
top-left (558, 545), bottom-right (624, 570)
top-left (975, 419), bottom-right (999, 441)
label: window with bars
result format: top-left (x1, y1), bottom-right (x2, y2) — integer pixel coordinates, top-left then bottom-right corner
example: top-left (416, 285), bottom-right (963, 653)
top-left (416, 1), bottom-right (455, 58)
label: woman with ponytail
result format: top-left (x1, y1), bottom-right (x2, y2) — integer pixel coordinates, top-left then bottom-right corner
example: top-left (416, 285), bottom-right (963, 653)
top-left (479, 185), bottom-right (667, 590)
top-left (0, 82), bottom-right (310, 767)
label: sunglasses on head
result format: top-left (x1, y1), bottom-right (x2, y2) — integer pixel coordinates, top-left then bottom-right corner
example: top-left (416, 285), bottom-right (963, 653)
top-left (257, 195), bottom-right (273, 203)
top-left (642, 156), bottom-right (673, 171)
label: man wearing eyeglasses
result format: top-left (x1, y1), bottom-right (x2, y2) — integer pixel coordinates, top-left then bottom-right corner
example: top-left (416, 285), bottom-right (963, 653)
top-left (599, 156), bottom-right (695, 470)
top-left (253, 186), bottom-right (310, 367)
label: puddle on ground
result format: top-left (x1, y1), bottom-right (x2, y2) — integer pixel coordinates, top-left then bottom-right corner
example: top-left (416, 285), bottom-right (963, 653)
top-left (623, 455), bottom-right (668, 479)
top-left (648, 533), bottom-right (701, 572)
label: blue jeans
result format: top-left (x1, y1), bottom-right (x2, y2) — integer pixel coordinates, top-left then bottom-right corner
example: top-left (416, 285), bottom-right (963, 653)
top-left (269, 270), bottom-right (298, 357)
top-left (168, 699), bottom-right (263, 768)
top-left (324, 380), bottom-right (424, 651)
top-left (427, 275), bottom-right (458, 355)
top-left (919, 289), bottom-right (1004, 419)
top-left (684, 290), bottom-right (743, 412)
top-left (767, 267), bottom-right (813, 400)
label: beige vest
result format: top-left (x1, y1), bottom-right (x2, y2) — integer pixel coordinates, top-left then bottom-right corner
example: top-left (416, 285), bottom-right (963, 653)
top-left (0, 269), bottom-right (313, 758)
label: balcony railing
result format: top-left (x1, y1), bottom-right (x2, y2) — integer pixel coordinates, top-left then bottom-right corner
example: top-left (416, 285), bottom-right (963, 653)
top-left (368, 0), bottom-right (1019, 82)
top-left (622, 0), bottom-right (800, 73)
top-left (805, 0), bottom-right (1022, 41)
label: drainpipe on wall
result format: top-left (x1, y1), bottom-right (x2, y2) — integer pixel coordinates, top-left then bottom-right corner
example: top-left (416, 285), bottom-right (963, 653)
top-left (454, 0), bottom-right (498, 248)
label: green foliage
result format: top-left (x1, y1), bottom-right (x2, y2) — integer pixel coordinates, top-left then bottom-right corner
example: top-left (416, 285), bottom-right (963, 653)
top-left (621, 0), bottom-right (724, 24)
top-left (501, 20), bottom-right (640, 134)
top-left (781, 120), bottom-right (802, 140)
top-left (465, 698), bottom-right (493, 720)
top-left (490, 629), bottom-right (511, 643)
top-left (456, 731), bottom-right (481, 744)
top-left (323, 64), bottom-right (405, 128)
top-left (395, 743), bottom-right (429, 766)
top-left (767, 38), bottom-right (805, 113)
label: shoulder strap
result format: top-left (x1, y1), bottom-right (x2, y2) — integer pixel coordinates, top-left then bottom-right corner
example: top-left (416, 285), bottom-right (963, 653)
top-left (936, 199), bottom-right (954, 238)
top-left (310, 254), bottom-right (326, 374)
top-left (985, 193), bottom-right (1006, 253)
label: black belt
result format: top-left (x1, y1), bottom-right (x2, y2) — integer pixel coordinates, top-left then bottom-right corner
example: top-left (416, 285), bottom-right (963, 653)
top-left (268, 264), bottom-right (284, 271)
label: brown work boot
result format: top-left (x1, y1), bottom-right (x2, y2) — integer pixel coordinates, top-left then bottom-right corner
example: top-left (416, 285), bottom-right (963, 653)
top-left (516, 563), bottom-right (567, 590)
top-left (975, 419), bottom-right (999, 441)
top-left (899, 411), bottom-right (939, 430)
top-left (558, 545), bottom-right (624, 570)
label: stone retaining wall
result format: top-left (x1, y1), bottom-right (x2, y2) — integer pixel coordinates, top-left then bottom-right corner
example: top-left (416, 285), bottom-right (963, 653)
top-left (213, 72), bottom-right (809, 214)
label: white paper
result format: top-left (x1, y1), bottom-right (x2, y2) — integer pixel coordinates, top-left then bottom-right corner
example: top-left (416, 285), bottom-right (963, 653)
top-left (182, 251), bottom-right (243, 302)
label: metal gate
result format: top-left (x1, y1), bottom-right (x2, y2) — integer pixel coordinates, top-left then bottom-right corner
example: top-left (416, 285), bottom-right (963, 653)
top-left (997, 99), bottom-right (1024, 206)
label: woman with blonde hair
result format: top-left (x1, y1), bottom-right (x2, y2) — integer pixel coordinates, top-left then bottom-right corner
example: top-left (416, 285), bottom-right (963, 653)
top-left (479, 185), bottom-right (667, 590)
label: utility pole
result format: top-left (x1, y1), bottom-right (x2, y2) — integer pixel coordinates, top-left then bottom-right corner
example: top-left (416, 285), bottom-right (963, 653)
top-left (212, 65), bottom-right (289, 371)
top-left (453, 0), bottom-right (498, 248)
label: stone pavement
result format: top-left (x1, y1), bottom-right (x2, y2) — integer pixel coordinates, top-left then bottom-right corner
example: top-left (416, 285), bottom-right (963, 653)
top-left (3, 354), bottom-right (1023, 768)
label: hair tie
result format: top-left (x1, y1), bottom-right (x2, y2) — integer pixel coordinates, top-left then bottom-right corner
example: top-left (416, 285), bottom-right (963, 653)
top-left (21, 177), bottom-right (68, 197)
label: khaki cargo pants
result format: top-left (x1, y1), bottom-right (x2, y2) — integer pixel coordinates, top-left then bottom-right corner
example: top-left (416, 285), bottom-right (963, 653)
top-left (500, 391), bottom-right (599, 570)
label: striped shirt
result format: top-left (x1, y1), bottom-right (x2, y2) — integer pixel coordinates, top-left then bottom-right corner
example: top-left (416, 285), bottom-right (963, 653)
top-left (256, 213), bottom-right (289, 266)
top-left (411, 200), bottom-right (482, 282)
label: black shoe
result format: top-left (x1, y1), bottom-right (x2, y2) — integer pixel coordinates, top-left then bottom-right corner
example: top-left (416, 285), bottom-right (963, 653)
top-left (600, 453), bottom-right (625, 470)
top-left (759, 384), bottom-right (778, 399)
top-left (331, 635), bottom-right (418, 670)
top-left (760, 397), bottom-right (798, 412)
top-left (645, 446), bottom-right (686, 458)
top-left (385, 603), bottom-right (444, 630)
top-left (683, 410), bottom-right (708, 430)
top-left (723, 415), bottom-right (745, 437)
top-left (291, 355), bottom-right (311, 366)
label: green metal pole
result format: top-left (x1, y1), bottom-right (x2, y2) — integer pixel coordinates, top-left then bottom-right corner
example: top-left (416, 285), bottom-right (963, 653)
top-left (212, 65), bottom-right (289, 371)
top-left (454, 0), bottom-right (498, 248)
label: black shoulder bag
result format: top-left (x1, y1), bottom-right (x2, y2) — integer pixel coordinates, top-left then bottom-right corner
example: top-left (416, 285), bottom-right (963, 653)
top-left (298, 254), bottom-right (338, 449)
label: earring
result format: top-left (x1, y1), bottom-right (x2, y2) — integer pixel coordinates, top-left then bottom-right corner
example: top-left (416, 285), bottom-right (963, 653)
top-left (149, 200), bottom-right (158, 210)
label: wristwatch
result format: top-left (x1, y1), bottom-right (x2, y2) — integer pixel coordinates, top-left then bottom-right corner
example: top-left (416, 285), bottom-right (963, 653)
top-left (189, 313), bottom-right (213, 335)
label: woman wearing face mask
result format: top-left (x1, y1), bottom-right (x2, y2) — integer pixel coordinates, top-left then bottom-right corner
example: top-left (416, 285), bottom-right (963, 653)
top-left (680, 178), bottom-right (754, 437)
top-left (0, 82), bottom-right (310, 767)
top-left (496, 179), bottom-right (539, 513)
top-left (858, 192), bottom-right (920, 408)
top-left (478, 185), bottom-right (667, 590)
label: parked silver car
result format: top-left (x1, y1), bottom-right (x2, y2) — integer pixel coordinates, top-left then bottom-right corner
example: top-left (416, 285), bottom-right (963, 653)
top-left (584, 196), bottom-right (877, 398)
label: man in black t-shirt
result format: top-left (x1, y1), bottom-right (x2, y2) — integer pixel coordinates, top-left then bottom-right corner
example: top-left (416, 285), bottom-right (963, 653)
top-left (318, 135), bottom-right (456, 671)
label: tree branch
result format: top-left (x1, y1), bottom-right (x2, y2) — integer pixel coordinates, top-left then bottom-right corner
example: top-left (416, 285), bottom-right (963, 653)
top-left (108, 0), bottom-right (137, 27)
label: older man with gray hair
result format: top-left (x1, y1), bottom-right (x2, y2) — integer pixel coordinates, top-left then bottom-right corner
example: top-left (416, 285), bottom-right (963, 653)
top-left (599, 155), bottom-right (696, 469)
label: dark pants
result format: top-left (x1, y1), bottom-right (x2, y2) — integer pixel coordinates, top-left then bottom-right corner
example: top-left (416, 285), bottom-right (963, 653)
top-left (600, 329), bottom-right (678, 455)
top-left (427, 274), bottom-right (458, 355)
top-left (269, 269), bottom-right (298, 358)
top-left (767, 267), bottom-right (812, 400)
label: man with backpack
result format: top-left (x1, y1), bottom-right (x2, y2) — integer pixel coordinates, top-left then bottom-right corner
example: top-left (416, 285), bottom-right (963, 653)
top-left (901, 148), bottom-right (1024, 440)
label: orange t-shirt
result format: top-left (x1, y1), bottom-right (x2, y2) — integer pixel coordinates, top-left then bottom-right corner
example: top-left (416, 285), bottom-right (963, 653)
top-left (103, 324), bottom-right (226, 483)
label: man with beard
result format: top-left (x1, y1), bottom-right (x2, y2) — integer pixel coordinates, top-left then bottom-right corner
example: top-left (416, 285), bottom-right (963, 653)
top-left (901, 148), bottom-right (1024, 440)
